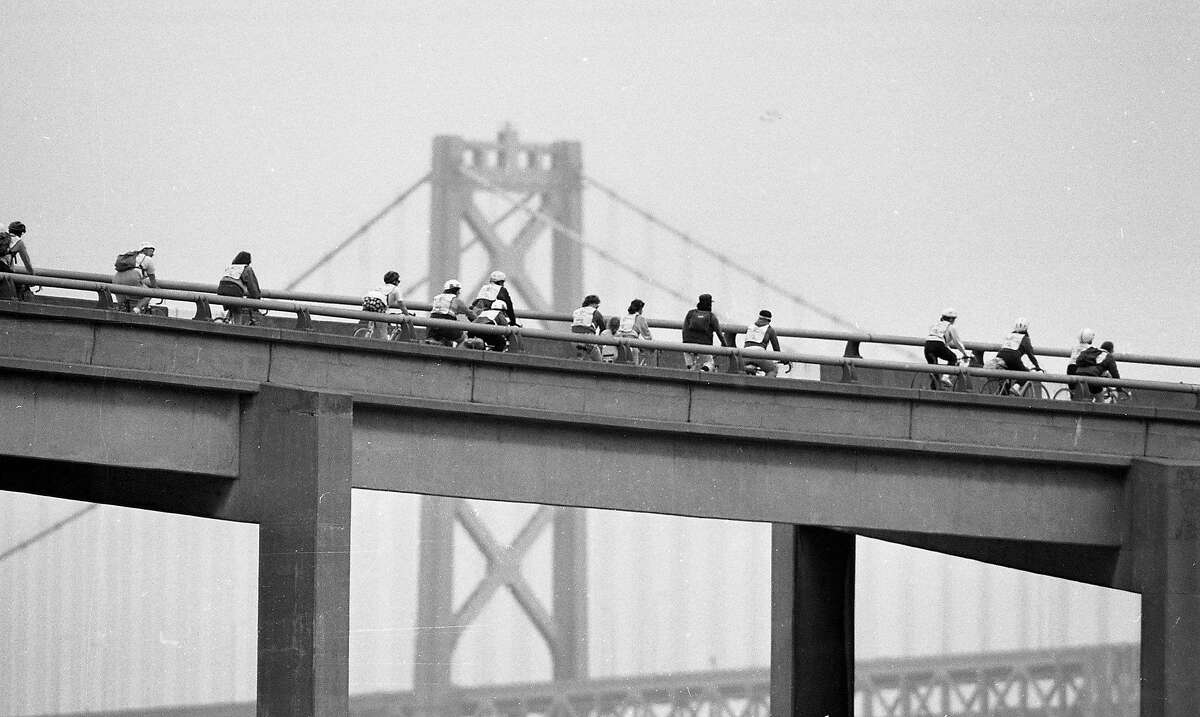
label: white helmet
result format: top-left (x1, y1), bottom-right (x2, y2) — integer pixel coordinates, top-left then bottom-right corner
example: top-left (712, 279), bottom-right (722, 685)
top-left (489, 270), bottom-right (506, 283)
top-left (491, 299), bottom-right (507, 311)
top-left (1013, 317), bottom-right (1029, 332)
top-left (1079, 328), bottom-right (1095, 344)
top-left (443, 279), bottom-right (462, 291)
top-left (141, 243), bottom-right (156, 252)
top-left (942, 308), bottom-right (957, 319)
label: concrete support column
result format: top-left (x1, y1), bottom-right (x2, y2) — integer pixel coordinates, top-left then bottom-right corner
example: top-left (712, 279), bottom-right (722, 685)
top-left (1127, 459), bottom-right (1200, 717)
top-left (552, 507), bottom-right (588, 680)
top-left (413, 496), bottom-right (457, 717)
top-left (224, 385), bottom-right (353, 717)
top-left (771, 524), bottom-right (855, 717)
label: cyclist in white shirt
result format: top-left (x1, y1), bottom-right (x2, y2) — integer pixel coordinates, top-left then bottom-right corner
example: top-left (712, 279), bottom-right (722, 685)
top-left (742, 309), bottom-right (789, 377)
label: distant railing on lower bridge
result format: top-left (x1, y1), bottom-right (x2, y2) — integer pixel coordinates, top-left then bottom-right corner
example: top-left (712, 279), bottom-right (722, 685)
top-left (350, 643), bottom-right (1139, 717)
top-left (46, 643), bottom-right (1139, 717)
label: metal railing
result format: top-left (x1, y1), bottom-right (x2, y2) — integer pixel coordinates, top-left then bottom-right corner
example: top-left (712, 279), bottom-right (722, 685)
top-left (6, 270), bottom-right (1200, 404)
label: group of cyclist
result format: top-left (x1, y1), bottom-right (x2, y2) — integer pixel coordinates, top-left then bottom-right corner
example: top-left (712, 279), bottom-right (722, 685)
top-left (924, 309), bottom-right (1125, 401)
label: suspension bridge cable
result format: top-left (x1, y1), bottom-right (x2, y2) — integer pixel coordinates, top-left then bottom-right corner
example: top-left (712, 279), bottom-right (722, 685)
top-left (0, 504), bottom-right (99, 563)
top-left (582, 175), bottom-right (859, 330)
top-left (460, 167), bottom-right (691, 304)
top-left (285, 173), bottom-right (431, 291)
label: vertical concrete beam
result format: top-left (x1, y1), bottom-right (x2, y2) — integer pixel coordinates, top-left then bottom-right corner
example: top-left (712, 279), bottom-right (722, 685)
top-left (550, 140), bottom-right (583, 309)
top-left (413, 496), bottom-right (458, 717)
top-left (430, 135), bottom-right (468, 288)
top-left (1126, 459), bottom-right (1200, 717)
top-left (552, 507), bottom-right (588, 680)
top-left (771, 524), bottom-right (855, 717)
top-left (223, 385), bottom-right (353, 717)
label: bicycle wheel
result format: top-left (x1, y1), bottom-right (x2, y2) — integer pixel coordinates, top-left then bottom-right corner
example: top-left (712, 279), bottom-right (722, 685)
top-left (353, 325), bottom-right (373, 339)
top-left (910, 371), bottom-right (939, 391)
top-left (979, 378), bottom-right (1007, 396)
top-left (1019, 381), bottom-right (1051, 400)
top-left (1052, 387), bottom-right (1074, 401)
top-left (951, 373), bottom-right (972, 393)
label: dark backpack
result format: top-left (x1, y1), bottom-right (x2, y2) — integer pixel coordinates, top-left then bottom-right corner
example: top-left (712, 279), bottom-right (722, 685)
top-left (0, 232), bottom-right (12, 257)
top-left (114, 251), bottom-right (140, 272)
top-left (1076, 346), bottom-right (1105, 368)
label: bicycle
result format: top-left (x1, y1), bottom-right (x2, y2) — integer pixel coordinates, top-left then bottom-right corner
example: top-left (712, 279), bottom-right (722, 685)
top-left (353, 312), bottom-right (409, 340)
top-left (213, 308), bottom-right (267, 326)
top-left (1052, 383), bottom-right (1132, 404)
top-left (979, 369), bottom-right (1050, 399)
top-left (911, 356), bottom-right (972, 392)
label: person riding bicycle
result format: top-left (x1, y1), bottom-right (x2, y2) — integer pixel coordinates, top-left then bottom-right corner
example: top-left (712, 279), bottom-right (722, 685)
top-left (995, 317), bottom-right (1043, 393)
top-left (470, 270), bottom-right (518, 326)
top-left (426, 279), bottom-right (477, 346)
top-left (113, 244), bottom-right (158, 314)
top-left (217, 251), bottom-right (262, 325)
top-left (571, 294), bottom-right (605, 361)
top-left (1075, 339), bottom-right (1126, 401)
top-left (682, 293), bottom-right (727, 371)
top-left (469, 299), bottom-right (511, 352)
top-left (0, 221), bottom-right (36, 301)
top-left (360, 270), bottom-right (410, 339)
top-left (742, 309), bottom-right (789, 378)
top-left (924, 308), bottom-right (968, 388)
top-left (615, 298), bottom-right (653, 365)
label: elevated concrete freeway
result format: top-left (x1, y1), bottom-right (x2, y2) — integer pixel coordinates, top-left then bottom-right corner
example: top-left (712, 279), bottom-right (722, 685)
top-left (2, 299), bottom-right (1199, 715)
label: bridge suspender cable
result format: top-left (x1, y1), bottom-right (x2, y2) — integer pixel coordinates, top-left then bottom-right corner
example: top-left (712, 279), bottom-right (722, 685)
top-left (0, 503), bottom-right (99, 563)
top-left (459, 167), bottom-right (692, 304)
top-left (583, 175), bottom-right (860, 331)
top-left (284, 173), bottom-right (431, 291)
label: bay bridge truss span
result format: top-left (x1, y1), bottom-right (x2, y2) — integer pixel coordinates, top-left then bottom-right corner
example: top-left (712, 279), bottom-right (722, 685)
top-left (1, 289), bottom-right (1198, 716)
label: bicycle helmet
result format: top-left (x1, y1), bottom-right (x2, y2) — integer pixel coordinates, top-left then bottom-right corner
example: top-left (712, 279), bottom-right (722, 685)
top-left (443, 279), bottom-right (462, 292)
top-left (1013, 317), bottom-right (1029, 332)
top-left (491, 299), bottom-right (507, 311)
top-left (141, 243), bottom-right (156, 252)
top-left (489, 270), bottom-right (506, 283)
top-left (383, 270), bottom-right (400, 285)
top-left (8, 221), bottom-right (25, 236)
top-left (942, 308), bottom-right (957, 320)
top-left (1079, 328), bottom-right (1095, 344)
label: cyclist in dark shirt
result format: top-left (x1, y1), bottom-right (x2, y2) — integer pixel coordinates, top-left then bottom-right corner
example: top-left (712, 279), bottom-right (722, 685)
top-left (681, 293), bottom-right (727, 371)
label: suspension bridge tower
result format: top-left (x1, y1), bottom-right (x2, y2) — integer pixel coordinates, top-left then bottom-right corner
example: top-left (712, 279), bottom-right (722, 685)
top-left (429, 124), bottom-right (583, 311)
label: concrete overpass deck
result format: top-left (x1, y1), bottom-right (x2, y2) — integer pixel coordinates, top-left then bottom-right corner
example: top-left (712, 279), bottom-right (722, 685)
top-left (3, 298), bottom-right (1199, 715)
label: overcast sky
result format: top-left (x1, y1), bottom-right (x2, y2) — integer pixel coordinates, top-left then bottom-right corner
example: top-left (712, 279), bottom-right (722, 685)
top-left (3, 1), bottom-right (1197, 377)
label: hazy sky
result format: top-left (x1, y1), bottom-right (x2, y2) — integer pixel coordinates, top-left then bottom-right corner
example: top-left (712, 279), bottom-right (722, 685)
top-left (3, 1), bottom-right (1198, 377)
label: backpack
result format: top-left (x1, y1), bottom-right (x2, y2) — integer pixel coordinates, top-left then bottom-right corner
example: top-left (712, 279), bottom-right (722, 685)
top-left (1076, 346), bottom-right (1105, 368)
top-left (0, 232), bottom-right (11, 256)
top-left (114, 251), bottom-right (140, 272)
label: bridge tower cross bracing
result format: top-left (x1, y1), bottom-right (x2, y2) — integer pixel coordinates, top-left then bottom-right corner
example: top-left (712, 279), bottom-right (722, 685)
top-left (413, 498), bottom-right (589, 714)
top-left (429, 124), bottom-right (583, 313)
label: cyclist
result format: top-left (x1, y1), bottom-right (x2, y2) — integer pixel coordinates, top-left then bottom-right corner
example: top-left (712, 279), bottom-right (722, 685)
top-left (217, 251), bottom-right (262, 325)
top-left (113, 244), bottom-right (159, 313)
top-left (360, 270), bottom-right (410, 339)
top-left (615, 298), bottom-right (653, 365)
top-left (682, 293), bottom-right (727, 371)
top-left (1075, 339), bottom-right (1126, 401)
top-left (470, 299), bottom-right (511, 352)
top-left (426, 279), bottom-right (476, 346)
top-left (470, 270), bottom-right (518, 326)
top-left (0, 221), bottom-right (36, 301)
top-left (571, 294), bottom-right (605, 361)
top-left (924, 308), bottom-right (969, 388)
top-left (742, 309), bottom-right (790, 377)
top-left (995, 317), bottom-right (1043, 394)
